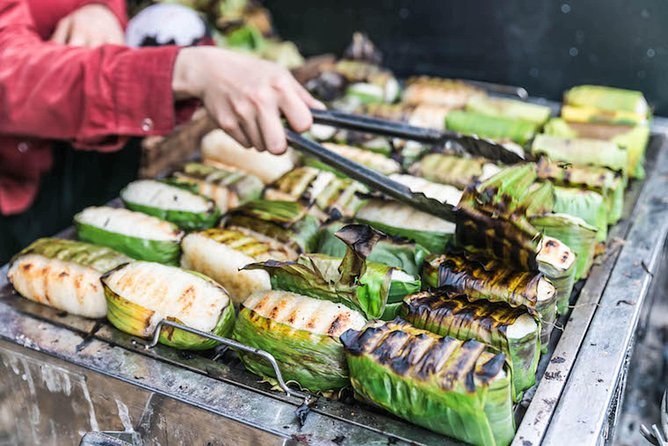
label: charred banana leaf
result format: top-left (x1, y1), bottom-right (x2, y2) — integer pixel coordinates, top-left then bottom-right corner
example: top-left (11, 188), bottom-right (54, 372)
top-left (75, 206), bottom-right (184, 265)
top-left (120, 180), bottom-right (220, 230)
top-left (223, 199), bottom-right (320, 253)
top-left (316, 221), bottom-right (428, 277)
top-left (408, 152), bottom-right (502, 189)
top-left (245, 224), bottom-right (421, 319)
top-left (401, 290), bottom-right (540, 401)
top-left (341, 319), bottom-right (515, 446)
top-left (536, 158), bottom-right (625, 224)
top-left (263, 166), bottom-right (368, 219)
top-left (180, 227), bottom-right (296, 305)
top-left (101, 261), bottom-right (235, 350)
top-left (8, 238), bottom-right (129, 318)
top-left (172, 162), bottom-right (264, 213)
top-left (233, 290), bottom-right (366, 392)
top-left (422, 252), bottom-right (557, 347)
top-left (520, 182), bottom-right (555, 216)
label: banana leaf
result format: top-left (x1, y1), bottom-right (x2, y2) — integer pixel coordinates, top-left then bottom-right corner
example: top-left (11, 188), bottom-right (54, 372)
top-left (75, 206), bottom-right (183, 265)
top-left (401, 290), bottom-right (540, 401)
top-left (553, 186), bottom-right (608, 243)
top-left (355, 198), bottom-right (455, 254)
top-left (341, 318), bottom-right (515, 446)
top-left (531, 134), bottom-right (629, 177)
top-left (530, 213), bottom-right (598, 280)
top-left (173, 162), bottom-right (264, 213)
top-left (422, 252), bottom-right (558, 347)
top-left (543, 117), bottom-right (649, 179)
top-left (564, 85), bottom-right (649, 116)
top-left (180, 227), bottom-right (296, 305)
top-left (536, 158), bottom-right (625, 224)
top-left (244, 224), bottom-right (421, 319)
top-left (389, 174), bottom-right (463, 205)
top-left (408, 153), bottom-right (501, 189)
top-left (445, 110), bottom-right (538, 145)
top-left (120, 180), bottom-right (221, 230)
top-left (224, 199), bottom-right (320, 253)
top-left (8, 238), bottom-right (129, 318)
top-left (101, 261), bottom-right (235, 350)
top-left (233, 290), bottom-right (366, 392)
top-left (316, 221), bottom-right (428, 277)
top-left (263, 167), bottom-right (368, 220)
top-left (520, 182), bottom-right (555, 216)
top-left (466, 95), bottom-right (552, 125)
top-left (321, 143), bottom-right (401, 175)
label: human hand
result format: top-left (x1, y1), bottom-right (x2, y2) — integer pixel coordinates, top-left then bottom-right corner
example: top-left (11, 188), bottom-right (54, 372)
top-left (51, 4), bottom-right (125, 47)
top-left (172, 47), bottom-right (325, 154)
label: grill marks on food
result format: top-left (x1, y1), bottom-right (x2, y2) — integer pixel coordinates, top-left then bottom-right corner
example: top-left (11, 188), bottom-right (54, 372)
top-left (243, 291), bottom-right (365, 338)
top-left (341, 319), bottom-right (506, 390)
top-left (401, 290), bottom-right (529, 347)
top-left (199, 227), bottom-right (293, 261)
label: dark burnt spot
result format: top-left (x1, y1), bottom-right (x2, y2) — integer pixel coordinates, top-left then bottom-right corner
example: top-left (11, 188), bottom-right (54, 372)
top-left (545, 239), bottom-right (558, 248)
top-left (268, 305), bottom-right (281, 320)
top-left (477, 353), bottom-right (506, 384)
top-left (21, 263), bottom-right (33, 271)
top-left (58, 271), bottom-right (69, 278)
top-left (327, 314), bottom-right (348, 336)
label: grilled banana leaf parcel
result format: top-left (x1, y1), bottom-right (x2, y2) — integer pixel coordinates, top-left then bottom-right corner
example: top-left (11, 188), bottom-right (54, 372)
top-left (466, 95), bottom-right (551, 126)
top-left (563, 85), bottom-right (650, 126)
top-left (101, 261), bottom-right (235, 350)
top-left (402, 76), bottom-right (484, 108)
top-left (223, 199), bottom-right (321, 253)
top-left (530, 213), bottom-right (598, 281)
top-left (454, 163), bottom-right (577, 312)
top-left (75, 206), bottom-right (184, 265)
top-left (341, 319), bottom-right (515, 446)
top-left (531, 134), bottom-right (629, 177)
top-left (536, 158), bottom-right (625, 224)
top-left (543, 117), bottom-right (649, 179)
top-left (445, 110), bottom-right (538, 145)
top-left (8, 238), bottom-right (129, 318)
top-left (320, 143), bottom-right (401, 175)
top-left (120, 180), bottom-right (220, 230)
top-left (388, 174), bottom-right (463, 205)
top-left (553, 187), bottom-right (608, 243)
top-left (355, 198), bottom-right (455, 254)
top-left (422, 252), bottom-right (557, 346)
top-left (181, 227), bottom-right (296, 305)
top-left (408, 153), bottom-right (501, 189)
top-left (172, 162), bottom-right (263, 213)
top-left (316, 221), bottom-right (428, 277)
top-left (401, 290), bottom-right (540, 401)
top-left (245, 224), bottom-right (421, 319)
top-left (233, 290), bottom-right (366, 392)
top-left (263, 167), bottom-right (368, 219)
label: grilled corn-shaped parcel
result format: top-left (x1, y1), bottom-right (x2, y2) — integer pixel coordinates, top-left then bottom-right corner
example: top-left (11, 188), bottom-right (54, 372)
top-left (172, 162), bottom-right (263, 213)
top-left (245, 224), bottom-right (421, 319)
top-left (423, 252), bottom-right (557, 347)
top-left (341, 319), bottom-right (515, 446)
top-left (180, 227), bottom-right (296, 304)
top-left (263, 167), bottom-right (368, 219)
top-left (101, 261), bottom-right (235, 350)
top-left (8, 238), bottom-right (129, 318)
top-left (224, 199), bottom-right (321, 253)
top-left (401, 290), bottom-right (540, 401)
top-left (120, 180), bottom-right (220, 230)
top-left (408, 152), bottom-right (501, 189)
top-left (233, 290), bottom-right (366, 392)
top-left (75, 206), bottom-right (184, 265)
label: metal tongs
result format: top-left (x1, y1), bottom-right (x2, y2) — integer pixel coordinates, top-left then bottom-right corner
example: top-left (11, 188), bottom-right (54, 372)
top-left (286, 108), bottom-right (526, 222)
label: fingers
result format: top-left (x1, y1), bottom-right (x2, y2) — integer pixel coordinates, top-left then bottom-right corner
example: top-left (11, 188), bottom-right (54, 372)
top-left (50, 18), bottom-right (72, 44)
top-left (292, 78), bottom-right (327, 110)
top-left (275, 80), bottom-right (313, 134)
top-left (257, 97), bottom-right (288, 155)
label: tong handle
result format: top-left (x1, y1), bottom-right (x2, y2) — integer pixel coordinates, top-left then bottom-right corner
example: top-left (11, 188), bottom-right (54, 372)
top-left (310, 108), bottom-right (444, 143)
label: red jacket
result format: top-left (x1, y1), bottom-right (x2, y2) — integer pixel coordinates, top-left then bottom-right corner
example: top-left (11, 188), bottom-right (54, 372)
top-left (0, 0), bottom-right (181, 215)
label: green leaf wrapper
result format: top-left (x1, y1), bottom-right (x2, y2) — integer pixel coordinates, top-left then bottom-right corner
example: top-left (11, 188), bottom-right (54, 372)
top-left (244, 224), bottom-right (421, 319)
top-left (553, 187), bottom-right (608, 243)
top-left (233, 290), bottom-right (366, 392)
top-left (422, 252), bottom-right (558, 348)
top-left (408, 152), bottom-right (501, 190)
top-left (401, 290), bottom-right (541, 401)
top-left (466, 95), bottom-right (552, 126)
top-left (446, 110), bottom-right (538, 145)
top-left (224, 199), bottom-right (321, 253)
top-left (341, 319), bottom-right (515, 446)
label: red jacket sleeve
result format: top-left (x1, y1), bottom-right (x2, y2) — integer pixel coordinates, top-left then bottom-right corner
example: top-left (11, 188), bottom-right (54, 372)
top-left (0, 0), bottom-right (180, 150)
